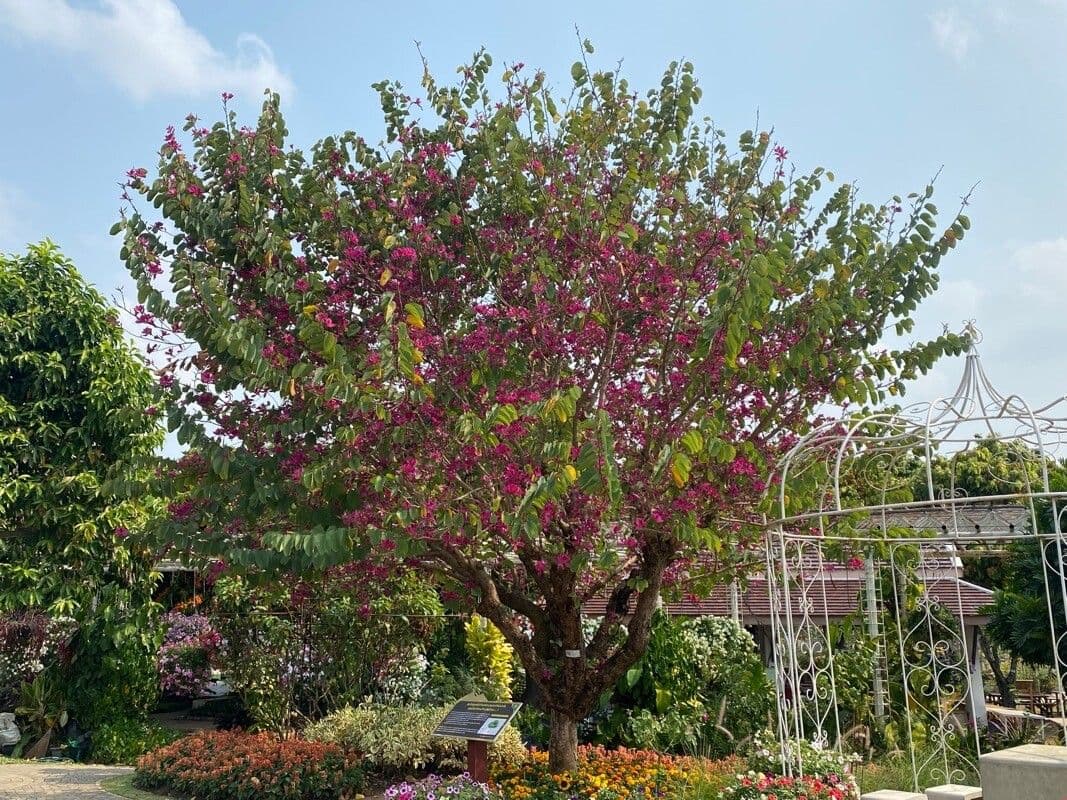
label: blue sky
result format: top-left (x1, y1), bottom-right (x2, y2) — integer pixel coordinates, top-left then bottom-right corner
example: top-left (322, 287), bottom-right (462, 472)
top-left (1, 0), bottom-right (1065, 411)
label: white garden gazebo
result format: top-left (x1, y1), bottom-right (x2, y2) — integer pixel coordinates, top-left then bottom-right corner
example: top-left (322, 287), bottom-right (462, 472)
top-left (764, 324), bottom-right (1067, 791)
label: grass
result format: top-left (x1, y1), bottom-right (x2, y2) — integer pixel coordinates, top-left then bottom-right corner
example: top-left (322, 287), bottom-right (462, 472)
top-left (100, 774), bottom-right (174, 800)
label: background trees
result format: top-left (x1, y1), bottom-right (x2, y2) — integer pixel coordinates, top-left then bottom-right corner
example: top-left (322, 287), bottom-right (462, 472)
top-left (0, 241), bottom-right (164, 733)
top-left (0, 241), bottom-right (163, 612)
top-left (916, 438), bottom-right (1066, 705)
top-left (938, 441), bottom-right (1067, 683)
top-left (118, 52), bottom-right (968, 769)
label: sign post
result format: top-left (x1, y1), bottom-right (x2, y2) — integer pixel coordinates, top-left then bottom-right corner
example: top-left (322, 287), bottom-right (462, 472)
top-left (431, 694), bottom-right (522, 783)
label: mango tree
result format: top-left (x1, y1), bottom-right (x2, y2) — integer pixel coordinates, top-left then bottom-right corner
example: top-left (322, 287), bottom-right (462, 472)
top-left (0, 242), bottom-right (164, 727)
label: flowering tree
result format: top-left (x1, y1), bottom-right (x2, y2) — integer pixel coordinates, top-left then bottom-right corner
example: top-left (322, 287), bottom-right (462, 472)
top-left (117, 51), bottom-right (968, 769)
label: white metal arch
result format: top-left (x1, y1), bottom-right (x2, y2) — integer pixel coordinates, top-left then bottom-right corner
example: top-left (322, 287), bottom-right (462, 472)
top-left (765, 325), bottom-right (1067, 790)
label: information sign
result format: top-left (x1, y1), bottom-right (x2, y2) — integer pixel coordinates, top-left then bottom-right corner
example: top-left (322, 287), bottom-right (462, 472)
top-left (432, 696), bottom-right (522, 743)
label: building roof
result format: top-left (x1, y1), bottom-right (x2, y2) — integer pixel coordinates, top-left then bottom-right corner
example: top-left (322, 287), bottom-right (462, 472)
top-left (585, 574), bottom-right (994, 624)
top-left (853, 504), bottom-right (1029, 536)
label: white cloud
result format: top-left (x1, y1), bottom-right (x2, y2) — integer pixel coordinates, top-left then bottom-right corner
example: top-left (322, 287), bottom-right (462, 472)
top-left (0, 0), bottom-right (293, 101)
top-left (929, 8), bottom-right (980, 62)
top-left (1013, 237), bottom-right (1067, 301)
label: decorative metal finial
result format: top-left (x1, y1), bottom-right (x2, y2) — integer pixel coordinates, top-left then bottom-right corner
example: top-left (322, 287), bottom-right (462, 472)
top-left (961, 319), bottom-right (983, 346)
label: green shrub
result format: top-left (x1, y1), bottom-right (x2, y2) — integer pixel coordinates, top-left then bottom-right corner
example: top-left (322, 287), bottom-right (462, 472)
top-left (304, 703), bottom-right (526, 775)
top-left (594, 613), bottom-right (774, 756)
top-left (66, 602), bottom-right (162, 732)
top-left (212, 571), bottom-right (447, 731)
top-left (134, 729), bottom-right (364, 800)
top-left (514, 705), bottom-right (550, 747)
top-left (90, 718), bottom-right (181, 765)
top-left (745, 729), bottom-right (860, 779)
top-left (464, 615), bottom-right (514, 701)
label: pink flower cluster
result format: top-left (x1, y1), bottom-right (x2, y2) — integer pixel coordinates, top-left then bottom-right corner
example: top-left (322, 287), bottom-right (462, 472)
top-left (723, 770), bottom-right (856, 800)
top-left (157, 611), bottom-right (221, 699)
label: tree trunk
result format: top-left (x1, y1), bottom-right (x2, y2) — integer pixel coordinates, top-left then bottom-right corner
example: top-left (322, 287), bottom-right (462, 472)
top-left (548, 708), bottom-right (579, 773)
top-left (980, 632), bottom-right (1017, 708)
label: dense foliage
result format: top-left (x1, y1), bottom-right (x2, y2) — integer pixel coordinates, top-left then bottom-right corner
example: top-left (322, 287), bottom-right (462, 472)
top-left (134, 729), bottom-right (365, 800)
top-left (593, 613), bottom-right (773, 755)
top-left (118, 49), bottom-right (968, 768)
top-left (89, 717), bottom-right (181, 765)
top-left (67, 607), bottom-right (162, 732)
top-left (210, 570), bottom-right (451, 731)
top-left (0, 242), bottom-right (165, 738)
top-left (0, 241), bottom-right (163, 614)
top-left (986, 540), bottom-right (1067, 667)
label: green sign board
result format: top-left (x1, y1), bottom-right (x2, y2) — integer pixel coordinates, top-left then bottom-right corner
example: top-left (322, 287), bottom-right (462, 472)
top-left (431, 695), bottom-right (522, 742)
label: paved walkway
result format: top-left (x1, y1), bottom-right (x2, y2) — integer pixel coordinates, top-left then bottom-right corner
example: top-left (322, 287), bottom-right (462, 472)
top-left (0, 762), bottom-right (132, 799)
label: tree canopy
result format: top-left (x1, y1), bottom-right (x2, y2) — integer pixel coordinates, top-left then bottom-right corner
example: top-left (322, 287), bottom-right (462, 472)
top-left (936, 439), bottom-right (1067, 671)
top-left (0, 241), bottom-right (163, 615)
top-left (118, 51), bottom-right (968, 769)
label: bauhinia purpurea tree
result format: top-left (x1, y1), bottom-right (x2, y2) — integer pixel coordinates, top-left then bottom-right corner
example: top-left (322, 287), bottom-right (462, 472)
top-left (116, 49), bottom-right (969, 770)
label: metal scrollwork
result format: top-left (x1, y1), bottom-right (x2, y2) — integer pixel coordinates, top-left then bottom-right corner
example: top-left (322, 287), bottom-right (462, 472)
top-left (766, 327), bottom-right (1067, 788)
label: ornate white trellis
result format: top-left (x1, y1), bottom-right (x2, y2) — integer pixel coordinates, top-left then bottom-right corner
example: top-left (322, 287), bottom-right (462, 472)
top-left (766, 325), bottom-right (1067, 790)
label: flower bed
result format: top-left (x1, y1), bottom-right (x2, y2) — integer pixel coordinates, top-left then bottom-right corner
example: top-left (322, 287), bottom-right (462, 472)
top-left (718, 770), bottom-right (858, 799)
top-left (491, 745), bottom-right (740, 799)
top-left (134, 729), bottom-right (364, 800)
top-left (388, 773), bottom-right (495, 799)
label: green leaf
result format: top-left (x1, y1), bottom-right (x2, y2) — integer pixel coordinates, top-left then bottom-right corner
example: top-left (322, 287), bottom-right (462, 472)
top-left (625, 666), bottom-right (642, 688)
top-left (597, 411), bottom-right (622, 512)
top-left (678, 429), bottom-right (704, 456)
top-left (403, 302), bottom-right (425, 329)
top-left (489, 404), bottom-right (519, 427)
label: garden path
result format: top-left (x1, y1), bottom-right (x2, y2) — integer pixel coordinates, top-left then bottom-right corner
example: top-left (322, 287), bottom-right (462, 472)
top-left (0, 761), bottom-right (132, 798)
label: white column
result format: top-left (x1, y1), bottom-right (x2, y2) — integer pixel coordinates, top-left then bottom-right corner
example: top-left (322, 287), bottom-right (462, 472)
top-left (967, 625), bottom-right (988, 727)
top-left (865, 554), bottom-right (886, 722)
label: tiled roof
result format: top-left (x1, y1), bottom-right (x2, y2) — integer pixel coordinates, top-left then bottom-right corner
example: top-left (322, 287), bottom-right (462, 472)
top-left (585, 576), bottom-right (994, 622)
top-left (767, 548), bottom-right (960, 576)
top-left (852, 504), bottom-right (1029, 535)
